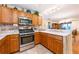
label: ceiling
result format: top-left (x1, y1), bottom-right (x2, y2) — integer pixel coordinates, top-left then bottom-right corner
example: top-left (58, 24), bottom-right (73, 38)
top-left (10, 4), bottom-right (79, 22)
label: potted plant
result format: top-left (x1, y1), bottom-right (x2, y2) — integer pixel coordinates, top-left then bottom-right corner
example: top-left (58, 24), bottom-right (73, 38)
top-left (26, 9), bottom-right (31, 14)
top-left (33, 11), bottom-right (39, 16)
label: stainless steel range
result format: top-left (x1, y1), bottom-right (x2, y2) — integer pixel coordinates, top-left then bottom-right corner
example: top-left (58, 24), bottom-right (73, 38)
top-left (18, 17), bottom-right (34, 51)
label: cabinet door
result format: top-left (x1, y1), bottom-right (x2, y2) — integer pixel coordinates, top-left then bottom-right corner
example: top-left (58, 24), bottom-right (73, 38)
top-left (18, 11), bottom-right (26, 17)
top-left (10, 34), bottom-right (20, 53)
top-left (0, 35), bottom-right (20, 54)
top-left (52, 23), bottom-right (60, 29)
top-left (12, 9), bottom-right (18, 24)
top-left (53, 36), bottom-right (63, 54)
top-left (26, 13), bottom-right (32, 19)
top-left (0, 36), bottom-right (10, 54)
top-left (34, 32), bottom-right (40, 45)
top-left (0, 5), bottom-right (2, 23)
top-left (0, 45), bottom-right (5, 54)
top-left (1, 6), bottom-right (12, 24)
top-left (4, 36), bottom-right (10, 54)
top-left (40, 33), bottom-right (48, 48)
top-left (32, 14), bottom-right (38, 26)
top-left (56, 41), bottom-right (63, 54)
top-left (0, 41), bottom-right (5, 54)
top-left (47, 35), bottom-right (53, 51)
top-left (38, 16), bottom-right (42, 26)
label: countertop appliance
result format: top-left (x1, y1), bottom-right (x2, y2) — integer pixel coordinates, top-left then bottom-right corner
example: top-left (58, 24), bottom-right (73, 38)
top-left (18, 17), bottom-right (34, 51)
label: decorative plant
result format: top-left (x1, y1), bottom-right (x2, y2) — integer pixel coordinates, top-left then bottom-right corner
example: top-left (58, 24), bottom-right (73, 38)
top-left (33, 11), bottom-right (39, 16)
top-left (26, 9), bottom-right (31, 14)
top-left (14, 7), bottom-right (17, 10)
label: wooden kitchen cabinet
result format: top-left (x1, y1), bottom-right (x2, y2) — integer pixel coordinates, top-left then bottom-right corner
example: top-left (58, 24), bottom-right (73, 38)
top-left (0, 45), bottom-right (5, 54)
top-left (0, 41), bottom-right (5, 54)
top-left (53, 38), bottom-right (63, 54)
top-left (47, 34), bottom-right (53, 51)
top-left (0, 5), bottom-right (2, 23)
top-left (12, 9), bottom-right (18, 24)
top-left (0, 5), bottom-right (42, 25)
top-left (52, 23), bottom-right (60, 29)
top-left (40, 32), bottom-right (48, 48)
top-left (34, 32), bottom-right (41, 45)
top-left (0, 34), bottom-right (20, 54)
top-left (0, 36), bottom-right (10, 54)
top-left (9, 34), bottom-right (20, 53)
top-left (1, 6), bottom-right (12, 24)
top-left (35, 32), bottom-right (63, 54)
top-left (38, 16), bottom-right (42, 26)
top-left (32, 14), bottom-right (38, 26)
top-left (26, 13), bottom-right (33, 20)
top-left (18, 11), bottom-right (26, 17)
top-left (4, 36), bottom-right (10, 54)
top-left (48, 34), bottom-right (63, 54)
top-left (0, 6), bottom-right (18, 24)
top-left (32, 14), bottom-right (42, 26)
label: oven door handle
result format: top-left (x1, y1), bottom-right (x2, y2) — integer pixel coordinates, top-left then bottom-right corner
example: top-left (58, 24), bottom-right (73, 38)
top-left (20, 34), bottom-right (34, 37)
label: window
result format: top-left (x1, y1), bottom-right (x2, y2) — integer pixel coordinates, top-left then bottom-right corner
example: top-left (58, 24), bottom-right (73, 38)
top-left (61, 22), bottom-right (71, 30)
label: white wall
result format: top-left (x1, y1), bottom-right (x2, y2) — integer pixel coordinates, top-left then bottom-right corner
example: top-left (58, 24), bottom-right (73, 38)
top-left (41, 19), bottom-right (49, 29)
top-left (41, 18), bottom-right (57, 29)
top-left (72, 17), bottom-right (79, 32)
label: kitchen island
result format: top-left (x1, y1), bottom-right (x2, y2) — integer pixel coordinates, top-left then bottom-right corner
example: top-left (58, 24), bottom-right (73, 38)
top-left (35, 29), bottom-right (72, 54)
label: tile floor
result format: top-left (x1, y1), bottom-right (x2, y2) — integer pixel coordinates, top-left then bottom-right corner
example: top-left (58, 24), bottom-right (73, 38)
top-left (17, 44), bottom-right (53, 54)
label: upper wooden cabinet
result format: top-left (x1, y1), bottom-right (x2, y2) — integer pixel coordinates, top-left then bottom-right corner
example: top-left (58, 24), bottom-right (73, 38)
top-left (1, 6), bottom-right (12, 24)
top-left (0, 6), bottom-right (42, 25)
top-left (52, 23), bottom-right (60, 29)
top-left (12, 9), bottom-right (18, 24)
top-left (18, 11), bottom-right (26, 17)
top-left (38, 16), bottom-right (42, 26)
top-left (0, 5), bottom-right (2, 21)
top-left (32, 14), bottom-right (38, 26)
top-left (26, 13), bottom-right (33, 20)
top-left (32, 14), bottom-right (42, 26)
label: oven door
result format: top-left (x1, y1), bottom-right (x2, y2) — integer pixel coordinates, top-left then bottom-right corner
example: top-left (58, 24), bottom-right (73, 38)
top-left (20, 34), bottom-right (34, 45)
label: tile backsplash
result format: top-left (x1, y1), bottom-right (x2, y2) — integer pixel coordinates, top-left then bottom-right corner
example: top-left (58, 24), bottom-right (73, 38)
top-left (0, 24), bottom-right (18, 32)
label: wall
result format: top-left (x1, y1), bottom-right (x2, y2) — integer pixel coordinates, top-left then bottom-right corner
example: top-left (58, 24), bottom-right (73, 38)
top-left (41, 18), bottom-right (55, 29)
top-left (72, 18), bottom-right (79, 32)
top-left (0, 24), bottom-right (18, 33)
top-left (59, 18), bottom-right (72, 23)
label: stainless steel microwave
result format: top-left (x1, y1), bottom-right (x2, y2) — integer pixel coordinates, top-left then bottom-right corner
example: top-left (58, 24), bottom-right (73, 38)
top-left (19, 17), bottom-right (32, 25)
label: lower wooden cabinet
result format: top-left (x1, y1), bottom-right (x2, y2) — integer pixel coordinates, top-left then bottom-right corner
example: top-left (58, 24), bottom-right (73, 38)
top-left (0, 45), bottom-right (5, 54)
top-left (0, 36), bottom-right (10, 54)
top-left (9, 34), bottom-right (20, 53)
top-left (0, 34), bottom-right (20, 54)
top-left (47, 34), bottom-right (63, 54)
top-left (53, 39), bottom-right (63, 54)
top-left (40, 32), bottom-right (48, 48)
top-left (47, 35), bottom-right (53, 51)
top-left (35, 32), bottom-right (63, 54)
top-left (34, 32), bottom-right (40, 45)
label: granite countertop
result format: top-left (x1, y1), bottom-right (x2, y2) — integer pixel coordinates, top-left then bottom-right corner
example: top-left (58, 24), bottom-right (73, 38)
top-left (0, 30), bottom-right (19, 40)
top-left (35, 29), bottom-right (71, 36)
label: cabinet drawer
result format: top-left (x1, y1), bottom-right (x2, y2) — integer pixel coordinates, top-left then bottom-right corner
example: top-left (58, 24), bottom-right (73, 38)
top-left (51, 35), bottom-right (63, 40)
